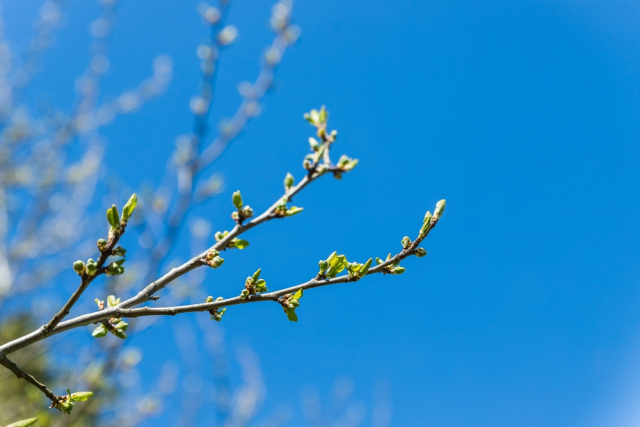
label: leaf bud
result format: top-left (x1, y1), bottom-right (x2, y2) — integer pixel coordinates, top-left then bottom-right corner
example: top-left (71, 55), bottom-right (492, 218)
top-left (97, 238), bottom-right (107, 251)
top-left (112, 246), bottom-right (127, 257)
top-left (401, 236), bottom-right (412, 249)
top-left (206, 249), bottom-right (219, 260)
top-left (73, 260), bottom-right (85, 275)
top-left (240, 289), bottom-right (250, 299)
top-left (121, 193), bottom-right (137, 223)
top-left (251, 268), bottom-right (262, 283)
top-left (242, 205), bottom-right (253, 218)
top-left (209, 257), bottom-right (225, 268)
top-left (206, 296), bottom-right (214, 303)
top-left (308, 137), bottom-right (319, 151)
top-left (391, 266), bottom-right (406, 275)
top-left (92, 324), bottom-right (107, 338)
top-left (434, 199), bottom-right (446, 219)
top-left (284, 172), bottom-right (294, 190)
top-left (232, 190), bottom-right (243, 209)
top-left (285, 206), bottom-right (304, 217)
top-left (415, 248), bottom-right (427, 257)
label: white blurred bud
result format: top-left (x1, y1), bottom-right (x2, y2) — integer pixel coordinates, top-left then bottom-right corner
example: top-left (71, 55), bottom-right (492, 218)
top-left (89, 19), bottom-right (110, 38)
top-left (204, 7), bottom-right (220, 25)
top-left (244, 102), bottom-right (260, 117)
top-left (190, 96), bottom-right (208, 116)
top-left (284, 24), bottom-right (301, 44)
top-left (238, 81), bottom-right (254, 98)
top-left (265, 47), bottom-right (281, 66)
top-left (90, 54), bottom-right (110, 75)
top-left (118, 92), bottom-right (141, 113)
top-left (217, 25), bottom-right (238, 45)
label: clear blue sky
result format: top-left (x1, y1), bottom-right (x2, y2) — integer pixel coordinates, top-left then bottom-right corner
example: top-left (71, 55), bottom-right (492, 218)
top-left (6, 0), bottom-right (640, 425)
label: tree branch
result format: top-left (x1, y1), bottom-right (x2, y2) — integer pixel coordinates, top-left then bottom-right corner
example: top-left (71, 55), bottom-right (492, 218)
top-left (0, 355), bottom-right (62, 405)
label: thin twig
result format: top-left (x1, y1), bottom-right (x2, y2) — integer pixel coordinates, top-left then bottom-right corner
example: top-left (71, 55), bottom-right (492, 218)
top-left (0, 355), bottom-right (62, 404)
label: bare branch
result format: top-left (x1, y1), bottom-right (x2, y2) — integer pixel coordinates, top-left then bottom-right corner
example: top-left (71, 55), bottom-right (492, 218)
top-left (0, 355), bottom-right (62, 405)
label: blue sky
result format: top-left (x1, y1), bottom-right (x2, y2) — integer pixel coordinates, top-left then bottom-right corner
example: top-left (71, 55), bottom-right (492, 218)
top-left (5, 0), bottom-right (640, 425)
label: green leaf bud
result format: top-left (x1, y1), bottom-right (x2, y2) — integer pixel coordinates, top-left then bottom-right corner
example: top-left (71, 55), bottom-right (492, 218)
top-left (434, 199), bottom-right (446, 219)
top-left (420, 211), bottom-right (432, 237)
top-left (206, 296), bottom-right (214, 303)
top-left (232, 190), bottom-right (243, 209)
top-left (121, 193), bottom-right (137, 223)
top-left (285, 206), bottom-right (304, 217)
top-left (255, 279), bottom-right (268, 292)
top-left (319, 105), bottom-right (327, 123)
top-left (215, 296), bottom-right (224, 302)
top-left (240, 289), bottom-right (250, 299)
top-left (108, 205), bottom-right (120, 229)
top-left (86, 261), bottom-right (98, 276)
top-left (360, 258), bottom-right (373, 276)
top-left (251, 268), bottom-right (262, 283)
top-left (112, 246), bottom-right (127, 257)
top-left (309, 137), bottom-right (319, 151)
top-left (73, 260), bottom-right (85, 275)
top-left (242, 205), bottom-right (253, 218)
top-left (284, 172), bottom-right (294, 190)
top-left (107, 295), bottom-right (120, 307)
top-left (391, 266), bottom-right (406, 275)
top-left (375, 257), bottom-right (384, 265)
top-left (59, 399), bottom-right (75, 415)
top-left (401, 236), bottom-right (412, 249)
top-left (97, 238), bottom-right (107, 251)
top-left (415, 248), bottom-right (427, 257)
top-left (113, 329), bottom-right (127, 339)
top-left (115, 320), bottom-right (128, 331)
top-left (206, 249), bottom-right (219, 260)
top-left (92, 324), bottom-right (108, 338)
top-left (210, 257), bottom-right (225, 268)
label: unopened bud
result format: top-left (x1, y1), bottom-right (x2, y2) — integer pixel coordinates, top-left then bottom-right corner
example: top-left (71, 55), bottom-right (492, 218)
top-left (209, 257), bottom-right (225, 268)
top-left (97, 238), bottom-right (107, 251)
top-left (205, 296), bottom-right (214, 303)
top-left (284, 172), bottom-right (294, 189)
top-left (415, 248), bottom-right (427, 258)
top-left (401, 236), bottom-right (411, 249)
top-left (232, 190), bottom-right (243, 209)
top-left (434, 199), bottom-right (446, 218)
top-left (73, 260), bottom-right (85, 275)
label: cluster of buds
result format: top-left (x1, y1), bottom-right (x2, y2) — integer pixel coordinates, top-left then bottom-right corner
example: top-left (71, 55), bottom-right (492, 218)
top-left (106, 193), bottom-right (137, 238)
top-left (273, 195), bottom-right (304, 218)
top-left (72, 258), bottom-right (100, 277)
top-left (376, 253), bottom-right (406, 275)
top-left (205, 249), bottom-right (225, 268)
top-left (230, 190), bottom-right (254, 224)
top-left (205, 296), bottom-right (227, 321)
top-left (332, 155), bottom-right (359, 179)
top-left (240, 268), bottom-right (268, 299)
top-left (318, 251), bottom-right (348, 279)
top-left (420, 199), bottom-right (446, 238)
top-left (52, 390), bottom-right (94, 415)
top-left (346, 258), bottom-right (373, 279)
top-left (279, 289), bottom-right (303, 322)
top-left (91, 296), bottom-right (128, 339)
top-left (214, 230), bottom-right (250, 250)
top-left (303, 144), bottom-right (325, 171)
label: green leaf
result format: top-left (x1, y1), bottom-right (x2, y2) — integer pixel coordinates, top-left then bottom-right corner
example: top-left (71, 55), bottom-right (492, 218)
top-left (121, 193), bottom-right (137, 222)
top-left (5, 418), bottom-right (38, 427)
top-left (113, 329), bottom-right (127, 339)
top-left (286, 307), bottom-right (298, 322)
top-left (92, 324), bottom-right (108, 338)
top-left (326, 254), bottom-right (347, 278)
top-left (232, 190), bottom-right (243, 209)
top-left (319, 105), bottom-right (327, 123)
top-left (70, 391), bottom-right (93, 402)
top-left (292, 289), bottom-right (303, 300)
top-left (234, 239), bottom-right (250, 249)
top-left (309, 109), bottom-right (320, 124)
